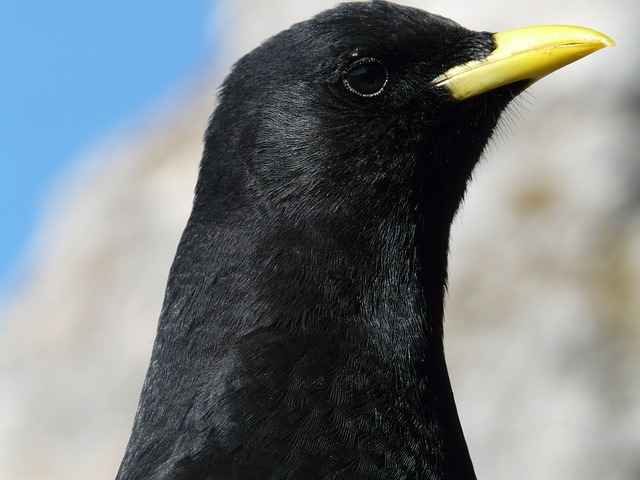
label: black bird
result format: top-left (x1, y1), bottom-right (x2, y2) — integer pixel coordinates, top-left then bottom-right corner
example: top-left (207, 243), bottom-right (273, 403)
top-left (116, 2), bottom-right (613, 479)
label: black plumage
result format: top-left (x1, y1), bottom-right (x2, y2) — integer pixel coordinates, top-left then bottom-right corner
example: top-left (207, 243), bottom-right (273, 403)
top-left (116, 2), bottom-right (611, 479)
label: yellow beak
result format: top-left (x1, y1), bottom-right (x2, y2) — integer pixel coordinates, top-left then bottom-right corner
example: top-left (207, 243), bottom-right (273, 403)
top-left (432, 25), bottom-right (615, 100)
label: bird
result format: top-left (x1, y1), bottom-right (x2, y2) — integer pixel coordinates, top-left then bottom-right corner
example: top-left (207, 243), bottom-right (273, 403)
top-left (115, 1), bottom-right (613, 479)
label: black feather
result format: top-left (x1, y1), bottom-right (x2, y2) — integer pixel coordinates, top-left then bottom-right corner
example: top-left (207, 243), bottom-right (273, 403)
top-left (116, 2), bottom-right (528, 479)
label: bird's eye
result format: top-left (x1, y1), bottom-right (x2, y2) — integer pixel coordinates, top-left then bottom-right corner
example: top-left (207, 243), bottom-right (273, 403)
top-left (344, 58), bottom-right (387, 97)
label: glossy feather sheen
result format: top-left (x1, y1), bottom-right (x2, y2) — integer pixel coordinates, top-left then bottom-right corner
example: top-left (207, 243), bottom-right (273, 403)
top-left (117, 2), bottom-right (531, 479)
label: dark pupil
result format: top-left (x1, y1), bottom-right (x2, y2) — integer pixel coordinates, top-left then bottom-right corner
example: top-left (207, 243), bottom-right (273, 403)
top-left (347, 62), bottom-right (386, 95)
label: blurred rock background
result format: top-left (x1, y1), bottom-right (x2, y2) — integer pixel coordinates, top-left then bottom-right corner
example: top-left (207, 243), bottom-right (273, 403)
top-left (0, 0), bottom-right (637, 479)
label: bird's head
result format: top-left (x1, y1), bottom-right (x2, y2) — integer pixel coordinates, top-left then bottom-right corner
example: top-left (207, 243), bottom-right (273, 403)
top-left (197, 0), bottom-right (612, 246)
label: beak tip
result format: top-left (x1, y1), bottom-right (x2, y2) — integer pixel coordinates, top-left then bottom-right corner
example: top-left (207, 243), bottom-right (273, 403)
top-left (586, 28), bottom-right (616, 48)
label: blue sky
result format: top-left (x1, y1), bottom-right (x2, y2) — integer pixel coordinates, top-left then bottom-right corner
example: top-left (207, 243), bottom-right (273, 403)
top-left (0, 0), bottom-right (218, 293)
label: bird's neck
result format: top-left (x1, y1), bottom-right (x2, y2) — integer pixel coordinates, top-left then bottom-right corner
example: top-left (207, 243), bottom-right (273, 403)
top-left (334, 211), bottom-right (476, 479)
top-left (171, 198), bottom-right (476, 478)
top-left (152, 140), bottom-right (478, 473)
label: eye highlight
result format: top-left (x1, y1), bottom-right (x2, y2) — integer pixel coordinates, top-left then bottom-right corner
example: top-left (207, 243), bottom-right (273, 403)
top-left (344, 58), bottom-right (388, 97)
